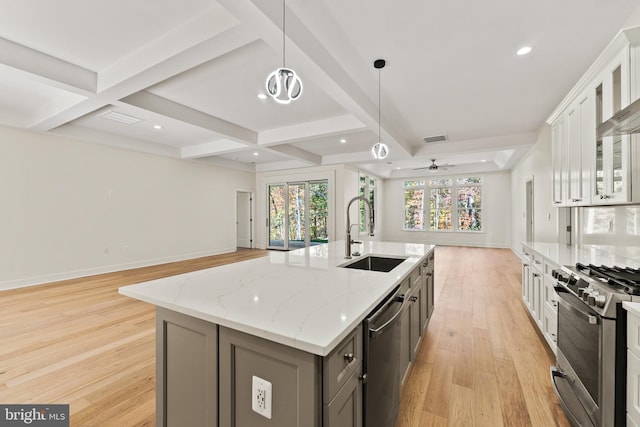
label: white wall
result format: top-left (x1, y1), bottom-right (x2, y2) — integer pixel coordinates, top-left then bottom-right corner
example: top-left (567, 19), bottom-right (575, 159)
top-left (382, 171), bottom-right (512, 248)
top-left (0, 126), bottom-right (255, 289)
top-left (510, 125), bottom-right (561, 251)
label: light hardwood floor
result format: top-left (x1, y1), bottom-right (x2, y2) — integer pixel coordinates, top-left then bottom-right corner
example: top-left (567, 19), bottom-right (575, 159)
top-left (395, 246), bottom-right (569, 427)
top-left (0, 246), bottom-right (569, 426)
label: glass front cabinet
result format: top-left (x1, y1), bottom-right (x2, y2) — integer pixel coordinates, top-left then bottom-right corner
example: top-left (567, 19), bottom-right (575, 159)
top-left (592, 47), bottom-right (632, 205)
top-left (548, 28), bottom-right (640, 207)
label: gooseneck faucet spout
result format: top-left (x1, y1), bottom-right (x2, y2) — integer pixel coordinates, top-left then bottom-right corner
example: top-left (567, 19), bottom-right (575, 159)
top-left (345, 196), bottom-right (375, 259)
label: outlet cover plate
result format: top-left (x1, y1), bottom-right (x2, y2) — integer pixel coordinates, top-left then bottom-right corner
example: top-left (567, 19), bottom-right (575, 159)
top-left (251, 375), bottom-right (272, 419)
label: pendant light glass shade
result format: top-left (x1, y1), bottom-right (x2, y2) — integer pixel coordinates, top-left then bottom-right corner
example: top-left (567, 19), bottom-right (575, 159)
top-left (266, 0), bottom-right (302, 104)
top-left (266, 67), bottom-right (303, 104)
top-left (371, 142), bottom-right (389, 159)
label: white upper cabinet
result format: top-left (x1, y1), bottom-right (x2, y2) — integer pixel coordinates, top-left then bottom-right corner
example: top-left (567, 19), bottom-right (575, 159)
top-left (593, 47), bottom-right (632, 204)
top-left (548, 27), bottom-right (640, 207)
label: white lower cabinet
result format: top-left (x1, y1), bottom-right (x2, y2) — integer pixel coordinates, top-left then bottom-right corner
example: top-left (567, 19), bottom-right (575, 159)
top-left (521, 244), bottom-right (558, 355)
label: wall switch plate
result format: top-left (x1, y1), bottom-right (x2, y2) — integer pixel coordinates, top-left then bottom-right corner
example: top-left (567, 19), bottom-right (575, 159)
top-left (251, 375), bottom-right (272, 419)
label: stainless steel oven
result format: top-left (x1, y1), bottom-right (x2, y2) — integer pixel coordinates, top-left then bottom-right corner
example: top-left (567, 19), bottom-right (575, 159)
top-left (551, 264), bottom-right (640, 427)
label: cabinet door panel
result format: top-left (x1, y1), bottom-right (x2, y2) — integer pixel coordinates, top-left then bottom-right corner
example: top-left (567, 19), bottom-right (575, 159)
top-left (324, 369), bottom-right (363, 427)
top-left (156, 308), bottom-right (217, 427)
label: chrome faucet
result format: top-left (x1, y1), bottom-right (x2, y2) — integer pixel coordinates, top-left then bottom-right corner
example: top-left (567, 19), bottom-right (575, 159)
top-left (345, 196), bottom-right (375, 259)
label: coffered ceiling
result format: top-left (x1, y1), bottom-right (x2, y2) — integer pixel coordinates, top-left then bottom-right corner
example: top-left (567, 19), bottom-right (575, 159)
top-left (0, 0), bottom-right (638, 177)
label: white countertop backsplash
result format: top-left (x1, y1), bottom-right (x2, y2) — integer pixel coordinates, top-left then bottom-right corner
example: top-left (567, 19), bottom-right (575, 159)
top-left (522, 241), bottom-right (640, 269)
top-left (119, 240), bottom-right (434, 356)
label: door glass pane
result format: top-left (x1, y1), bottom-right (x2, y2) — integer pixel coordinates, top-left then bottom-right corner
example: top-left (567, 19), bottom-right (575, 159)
top-left (404, 188), bottom-right (424, 230)
top-left (595, 84), bottom-right (605, 197)
top-left (613, 136), bottom-right (623, 194)
top-left (457, 186), bottom-right (481, 231)
top-left (288, 183), bottom-right (306, 249)
top-left (429, 188), bottom-right (452, 230)
top-left (269, 184), bottom-right (286, 248)
top-left (309, 181), bottom-right (329, 244)
top-left (359, 182), bottom-right (366, 232)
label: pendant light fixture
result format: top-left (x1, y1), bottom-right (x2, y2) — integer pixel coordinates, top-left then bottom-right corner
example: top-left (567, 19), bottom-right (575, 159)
top-left (266, 0), bottom-right (303, 104)
top-left (371, 59), bottom-right (389, 159)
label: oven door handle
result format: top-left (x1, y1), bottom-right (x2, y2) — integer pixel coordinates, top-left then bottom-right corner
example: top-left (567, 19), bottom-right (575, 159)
top-left (554, 286), bottom-right (599, 324)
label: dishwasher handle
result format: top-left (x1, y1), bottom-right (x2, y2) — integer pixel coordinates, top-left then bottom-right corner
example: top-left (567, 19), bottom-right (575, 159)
top-left (368, 293), bottom-right (408, 339)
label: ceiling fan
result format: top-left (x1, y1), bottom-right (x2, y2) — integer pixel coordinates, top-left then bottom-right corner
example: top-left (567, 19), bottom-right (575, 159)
top-left (413, 158), bottom-right (456, 171)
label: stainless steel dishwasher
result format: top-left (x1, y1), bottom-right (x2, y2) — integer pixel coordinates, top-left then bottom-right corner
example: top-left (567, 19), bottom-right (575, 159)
top-left (363, 280), bottom-right (411, 427)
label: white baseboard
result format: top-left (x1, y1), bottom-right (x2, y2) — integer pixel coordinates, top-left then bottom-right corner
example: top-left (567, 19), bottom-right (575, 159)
top-left (0, 247), bottom-right (237, 291)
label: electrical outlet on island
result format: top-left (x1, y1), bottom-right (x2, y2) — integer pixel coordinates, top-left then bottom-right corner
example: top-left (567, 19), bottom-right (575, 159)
top-left (251, 375), bottom-right (272, 419)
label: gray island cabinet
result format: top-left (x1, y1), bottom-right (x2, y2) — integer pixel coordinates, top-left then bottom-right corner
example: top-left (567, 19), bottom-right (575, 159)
top-left (120, 241), bottom-right (435, 427)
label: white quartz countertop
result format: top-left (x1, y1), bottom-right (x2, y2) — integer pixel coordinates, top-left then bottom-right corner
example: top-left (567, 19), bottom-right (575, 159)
top-left (119, 241), bottom-right (435, 356)
top-left (623, 301), bottom-right (640, 316)
top-left (521, 241), bottom-right (640, 269)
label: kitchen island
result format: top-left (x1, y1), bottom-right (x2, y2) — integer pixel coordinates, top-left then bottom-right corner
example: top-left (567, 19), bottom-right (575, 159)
top-left (119, 240), bottom-right (435, 427)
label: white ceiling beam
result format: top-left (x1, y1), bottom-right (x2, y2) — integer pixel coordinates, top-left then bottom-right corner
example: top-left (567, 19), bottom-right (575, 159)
top-left (98, 3), bottom-right (240, 92)
top-left (121, 91), bottom-right (257, 145)
top-left (29, 24), bottom-right (260, 132)
top-left (180, 140), bottom-right (251, 159)
top-left (50, 124), bottom-right (180, 158)
top-left (266, 145), bottom-right (321, 165)
top-left (258, 115), bottom-right (365, 146)
top-left (412, 132), bottom-right (537, 157)
top-left (322, 150), bottom-right (376, 165)
top-left (0, 37), bottom-right (96, 95)
top-left (255, 159), bottom-right (313, 173)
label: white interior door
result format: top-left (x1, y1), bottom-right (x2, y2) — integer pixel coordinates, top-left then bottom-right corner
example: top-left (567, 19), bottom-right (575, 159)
top-left (236, 192), bottom-right (252, 248)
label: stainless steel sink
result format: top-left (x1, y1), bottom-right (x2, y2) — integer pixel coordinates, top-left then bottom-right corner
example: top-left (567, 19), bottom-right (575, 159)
top-left (341, 256), bottom-right (406, 273)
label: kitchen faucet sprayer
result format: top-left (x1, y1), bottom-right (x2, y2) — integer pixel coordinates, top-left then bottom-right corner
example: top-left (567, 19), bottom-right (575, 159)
top-left (345, 196), bottom-right (374, 259)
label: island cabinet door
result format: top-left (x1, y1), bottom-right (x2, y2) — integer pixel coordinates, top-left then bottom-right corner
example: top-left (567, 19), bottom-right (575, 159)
top-left (156, 308), bottom-right (217, 427)
top-left (324, 368), bottom-right (363, 427)
top-left (218, 326), bottom-right (321, 427)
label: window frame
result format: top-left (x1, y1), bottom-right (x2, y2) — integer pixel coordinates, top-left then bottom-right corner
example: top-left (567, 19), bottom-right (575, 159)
top-left (402, 176), bottom-right (483, 233)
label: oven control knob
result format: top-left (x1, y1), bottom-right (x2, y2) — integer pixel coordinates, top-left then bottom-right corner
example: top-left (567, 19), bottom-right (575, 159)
top-left (581, 289), bottom-right (592, 302)
top-left (590, 294), bottom-right (606, 308)
top-left (578, 288), bottom-right (586, 297)
top-left (567, 276), bottom-right (578, 286)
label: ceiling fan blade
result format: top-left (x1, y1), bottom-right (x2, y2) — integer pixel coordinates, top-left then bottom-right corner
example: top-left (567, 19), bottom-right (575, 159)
top-left (412, 166), bottom-right (431, 170)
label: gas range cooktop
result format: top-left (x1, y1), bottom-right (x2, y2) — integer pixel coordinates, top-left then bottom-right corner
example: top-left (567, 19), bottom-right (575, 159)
top-left (553, 263), bottom-right (640, 318)
top-left (575, 263), bottom-right (640, 295)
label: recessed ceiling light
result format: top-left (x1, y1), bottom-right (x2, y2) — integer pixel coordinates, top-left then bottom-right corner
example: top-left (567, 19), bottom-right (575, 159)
top-left (396, 167), bottom-right (401, 170)
top-left (516, 46), bottom-right (532, 56)
top-left (339, 139), bottom-right (347, 144)
top-left (253, 152), bottom-right (259, 156)
top-left (257, 93), bottom-right (267, 100)
top-left (153, 124), bottom-right (163, 130)
top-left (481, 159), bottom-right (487, 162)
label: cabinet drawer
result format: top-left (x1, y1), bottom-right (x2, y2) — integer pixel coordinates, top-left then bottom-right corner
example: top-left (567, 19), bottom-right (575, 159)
top-left (543, 278), bottom-right (559, 311)
top-left (543, 259), bottom-right (559, 279)
top-left (323, 326), bottom-right (363, 403)
top-left (628, 350), bottom-right (640, 426)
top-left (410, 266), bottom-right (421, 287)
top-left (628, 311), bottom-right (640, 359)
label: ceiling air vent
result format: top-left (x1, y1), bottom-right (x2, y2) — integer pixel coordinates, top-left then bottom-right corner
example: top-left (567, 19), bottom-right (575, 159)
top-left (98, 110), bottom-right (142, 125)
top-left (423, 134), bottom-right (448, 143)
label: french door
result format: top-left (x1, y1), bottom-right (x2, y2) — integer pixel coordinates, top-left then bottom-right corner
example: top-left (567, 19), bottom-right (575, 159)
top-left (268, 180), bottom-right (328, 250)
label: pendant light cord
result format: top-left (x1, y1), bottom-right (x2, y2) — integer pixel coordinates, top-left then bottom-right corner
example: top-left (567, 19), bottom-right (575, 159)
top-left (282, 0), bottom-right (286, 68)
top-left (378, 67), bottom-right (381, 143)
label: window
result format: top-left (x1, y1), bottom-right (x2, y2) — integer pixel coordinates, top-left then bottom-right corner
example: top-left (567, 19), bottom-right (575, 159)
top-left (403, 177), bottom-right (482, 232)
top-left (403, 180), bottom-right (425, 230)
